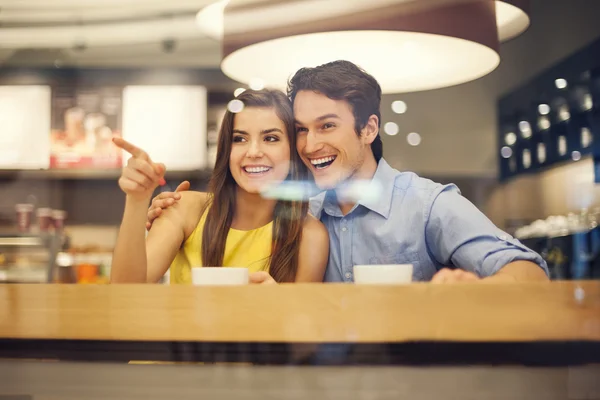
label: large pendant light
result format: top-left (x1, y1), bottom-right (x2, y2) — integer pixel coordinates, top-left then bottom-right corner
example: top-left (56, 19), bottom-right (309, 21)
top-left (198, 0), bottom-right (530, 93)
top-left (496, 0), bottom-right (530, 41)
top-left (197, 1), bottom-right (531, 42)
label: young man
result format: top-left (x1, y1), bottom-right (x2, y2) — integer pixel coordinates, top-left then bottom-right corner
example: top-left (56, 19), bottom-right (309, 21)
top-left (146, 60), bottom-right (549, 284)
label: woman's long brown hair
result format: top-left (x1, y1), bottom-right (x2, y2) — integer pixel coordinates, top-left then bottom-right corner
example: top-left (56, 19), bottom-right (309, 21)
top-left (200, 89), bottom-right (309, 282)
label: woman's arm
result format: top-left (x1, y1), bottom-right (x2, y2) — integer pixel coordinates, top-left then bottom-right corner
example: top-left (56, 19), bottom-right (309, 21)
top-left (111, 195), bottom-right (181, 283)
top-left (110, 138), bottom-right (166, 283)
top-left (112, 191), bottom-right (207, 283)
top-left (143, 191), bottom-right (207, 282)
top-left (295, 215), bottom-right (329, 282)
top-left (109, 137), bottom-right (206, 283)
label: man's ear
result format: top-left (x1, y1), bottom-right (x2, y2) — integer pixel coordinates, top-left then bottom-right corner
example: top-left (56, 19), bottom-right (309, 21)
top-left (361, 114), bottom-right (379, 145)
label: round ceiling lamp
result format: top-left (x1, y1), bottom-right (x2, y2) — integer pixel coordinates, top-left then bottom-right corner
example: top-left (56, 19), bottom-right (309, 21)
top-left (197, 1), bottom-right (531, 42)
top-left (195, 0), bottom-right (230, 41)
top-left (217, 0), bottom-right (502, 94)
top-left (496, 0), bottom-right (531, 41)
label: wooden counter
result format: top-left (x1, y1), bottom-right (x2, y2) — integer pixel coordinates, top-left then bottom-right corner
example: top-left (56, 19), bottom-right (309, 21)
top-left (1, 281), bottom-right (599, 343)
top-left (6, 280), bottom-right (591, 396)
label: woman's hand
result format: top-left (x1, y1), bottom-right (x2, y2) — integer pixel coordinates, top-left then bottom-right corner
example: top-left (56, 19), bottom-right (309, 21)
top-left (249, 271), bottom-right (277, 284)
top-left (113, 137), bottom-right (166, 202)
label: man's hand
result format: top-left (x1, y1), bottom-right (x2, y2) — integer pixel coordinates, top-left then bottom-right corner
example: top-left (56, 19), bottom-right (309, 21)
top-left (431, 268), bottom-right (480, 283)
top-left (249, 271), bottom-right (277, 284)
top-left (145, 181), bottom-right (191, 230)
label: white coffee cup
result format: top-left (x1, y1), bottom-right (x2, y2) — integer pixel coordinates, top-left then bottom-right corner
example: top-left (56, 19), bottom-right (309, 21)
top-left (191, 267), bottom-right (249, 286)
top-left (353, 264), bottom-right (413, 284)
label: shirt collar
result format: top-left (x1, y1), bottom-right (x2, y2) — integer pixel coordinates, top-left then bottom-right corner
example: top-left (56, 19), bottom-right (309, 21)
top-left (355, 158), bottom-right (397, 218)
top-left (309, 158), bottom-right (398, 219)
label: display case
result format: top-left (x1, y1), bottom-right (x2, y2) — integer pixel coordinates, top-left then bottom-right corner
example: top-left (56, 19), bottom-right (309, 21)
top-left (515, 209), bottom-right (600, 280)
top-left (0, 231), bottom-right (62, 283)
top-left (498, 37), bottom-right (600, 182)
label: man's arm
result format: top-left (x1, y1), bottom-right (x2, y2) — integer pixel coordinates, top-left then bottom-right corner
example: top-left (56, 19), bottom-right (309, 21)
top-left (146, 181), bottom-right (191, 230)
top-left (484, 260), bottom-right (549, 282)
top-left (425, 185), bottom-right (549, 283)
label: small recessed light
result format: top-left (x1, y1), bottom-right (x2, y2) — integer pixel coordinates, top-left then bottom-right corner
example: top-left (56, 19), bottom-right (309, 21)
top-left (519, 120), bottom-right (532, 138)
top-left (581, 127), bottom-right (593, 148)
top-left (538, 104), bottom-right (550, 115)
top-left (234, 88), bottom-right (246, 97)
top-left (384, 122), bottom-right (399, 136)
top-left (505, 132), bottom-right (517, 145)
top-left (227, 99), bottom-right (244, 113)
top-left (558, 105), bottom-right (571, 122)
top-left (583, 93), bottom-right (593, 111)
top-left (500, 146), bottom-right (512, 159)
top-left (407, 132), bottom-right (421, 146)
top-left (571, 151), bottom-right (582, 161)
top-left (391, 100), bottom-right (407, 114)
top-left (558, 136), bottom-right (567, 156)
top-left (555, 78), bottom-right (568, 89)
top-left (537, 143), bottom-right (546, 163)
top-left (522, 149), bottom-right (531, 169)
top-left (538, 117), bottom-right (551, 131)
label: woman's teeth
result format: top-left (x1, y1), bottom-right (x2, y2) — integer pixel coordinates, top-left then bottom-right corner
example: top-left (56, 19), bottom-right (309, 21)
top-left (244, 166), bottom-right (271, 173)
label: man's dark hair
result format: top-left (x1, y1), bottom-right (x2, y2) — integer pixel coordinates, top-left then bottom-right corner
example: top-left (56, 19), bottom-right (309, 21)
top-left (287, 60), bottom-right (383, 162)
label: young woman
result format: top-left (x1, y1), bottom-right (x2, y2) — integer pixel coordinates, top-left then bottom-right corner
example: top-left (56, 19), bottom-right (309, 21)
top-left (110, 89), bottom-right (329, 284)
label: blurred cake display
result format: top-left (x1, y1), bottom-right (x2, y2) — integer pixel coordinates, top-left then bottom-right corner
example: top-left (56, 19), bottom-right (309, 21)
top-left (50, 86), bottom-right (123, 169)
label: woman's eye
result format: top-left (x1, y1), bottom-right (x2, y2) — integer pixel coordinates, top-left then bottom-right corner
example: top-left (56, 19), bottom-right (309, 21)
top-left (265, 136), bottom-right (279, 142)
top-left (233, 136), bottom-right (246, 142)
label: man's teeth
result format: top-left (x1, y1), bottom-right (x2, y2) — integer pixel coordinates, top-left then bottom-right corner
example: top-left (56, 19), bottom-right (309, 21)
top-left (244, 166), bottom-right (270, 173)
top-left (310, 156), bottom-right (336, 166)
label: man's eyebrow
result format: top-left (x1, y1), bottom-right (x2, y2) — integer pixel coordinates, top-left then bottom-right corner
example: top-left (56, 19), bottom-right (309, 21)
top-left (316, 113), bottom-right (341, 121)
top-left (295, 114), bottom-right (341, 124)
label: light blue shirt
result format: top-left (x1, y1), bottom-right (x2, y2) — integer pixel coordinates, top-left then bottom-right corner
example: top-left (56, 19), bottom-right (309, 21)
top-left (309, 158), bottom-right (549, 282)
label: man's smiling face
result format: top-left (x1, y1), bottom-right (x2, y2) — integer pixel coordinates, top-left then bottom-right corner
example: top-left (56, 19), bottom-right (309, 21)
top-left (294, 90), bottom-right (376, 190)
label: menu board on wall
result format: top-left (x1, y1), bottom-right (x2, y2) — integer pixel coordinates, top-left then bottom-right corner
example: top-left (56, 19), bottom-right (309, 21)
top-left (0, 85), bottom-right (51, 169)
top-left (122, 86), bottom-right (207, 171)
top-left (50, 86), bottom-right (123, 169)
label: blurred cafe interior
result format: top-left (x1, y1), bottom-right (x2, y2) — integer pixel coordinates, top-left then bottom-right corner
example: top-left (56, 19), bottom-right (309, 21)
top-left (0, 0), bottom-right (600, 398)
top-left (1, 0), bottom-right (600, 284)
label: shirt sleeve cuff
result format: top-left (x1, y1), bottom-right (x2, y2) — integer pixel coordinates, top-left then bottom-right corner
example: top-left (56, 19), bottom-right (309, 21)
top-left (481, 236), bottom-right (550, 278)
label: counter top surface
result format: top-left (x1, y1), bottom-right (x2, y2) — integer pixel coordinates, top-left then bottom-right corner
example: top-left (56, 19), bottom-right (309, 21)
top-left (0, 282), bottom-right (599, 343)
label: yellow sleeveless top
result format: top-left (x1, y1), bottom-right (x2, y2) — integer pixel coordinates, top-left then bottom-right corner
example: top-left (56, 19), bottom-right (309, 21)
top-left (169, 208), bottom-right (273, 284)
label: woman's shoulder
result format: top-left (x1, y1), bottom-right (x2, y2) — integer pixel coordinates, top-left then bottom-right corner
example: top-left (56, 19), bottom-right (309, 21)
top-left (296, 212), bottom-right (329, 281)
top-left (166, 191), bottom-right (211, 237)
top-left (178, 191), bottom-right (210, 210)
top-left (302, 213), bottom-right (328, 239)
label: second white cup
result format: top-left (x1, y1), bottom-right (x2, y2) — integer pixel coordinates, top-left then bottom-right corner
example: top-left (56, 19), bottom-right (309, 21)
top-left (191, 267), bottom-right (249, 286)
top-left (353, 264), bottom-right (414, 284)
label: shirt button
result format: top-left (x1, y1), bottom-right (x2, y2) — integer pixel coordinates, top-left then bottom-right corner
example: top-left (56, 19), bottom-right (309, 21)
top-left (345, 272), bottom-right (352, 279)
top-left (341, 227), bottom-right (348, 232)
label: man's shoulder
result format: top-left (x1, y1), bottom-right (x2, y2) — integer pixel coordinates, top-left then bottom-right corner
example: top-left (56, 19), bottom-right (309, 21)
top-left (375, 159), bottom-right (448, 193)
top-left (390, 170), bottom-right (458, 200)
